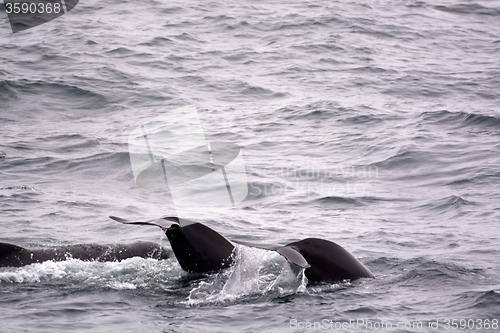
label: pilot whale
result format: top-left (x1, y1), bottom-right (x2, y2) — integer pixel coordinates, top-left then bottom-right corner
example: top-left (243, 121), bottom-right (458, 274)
top-left (111, 216), bottom-right (373, 283)
top-left (0, 241), bottom-right (170, 268)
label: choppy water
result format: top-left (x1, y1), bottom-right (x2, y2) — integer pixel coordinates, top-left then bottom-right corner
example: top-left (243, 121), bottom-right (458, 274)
top-left (1, 0), bottom-right (500, 332)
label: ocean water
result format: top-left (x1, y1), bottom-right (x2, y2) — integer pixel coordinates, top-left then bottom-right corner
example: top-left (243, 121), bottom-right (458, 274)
top-left (1, 0), bottom-right (500, 332)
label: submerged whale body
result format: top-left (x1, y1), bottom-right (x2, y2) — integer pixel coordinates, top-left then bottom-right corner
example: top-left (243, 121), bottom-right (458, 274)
top-left (110, 216), bottom-right (234, 273)
top-left (0, 241), bottom-right (170, 268)
top-left (232, 238), bottom-right (374, 283)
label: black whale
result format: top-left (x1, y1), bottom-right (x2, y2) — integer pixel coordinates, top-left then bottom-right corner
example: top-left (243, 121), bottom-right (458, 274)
top-left (0, 241), bottom-right (170, 268)
top-left (232, 238), bottom-right (374, 283)
top-left (111, 216), bottom-right (373, 283)
top-left (1, 215), bottom-right (373, 284)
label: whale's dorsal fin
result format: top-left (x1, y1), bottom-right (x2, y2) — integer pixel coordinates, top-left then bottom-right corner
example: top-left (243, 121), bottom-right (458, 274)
top-left (231, 239), bottom-right (310, 268)
top-left (109, 216), bottom-right (179, 230)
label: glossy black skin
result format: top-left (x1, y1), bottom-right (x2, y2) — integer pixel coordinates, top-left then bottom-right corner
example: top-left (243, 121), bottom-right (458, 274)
top-left (0, 241), bottom-right (170, 268)
top-left (165, 223), bottom-right (234, 273)
top-left (110, 216), bottom-right (372, 282)
top-left (286, 238), bottom-right (374, 283)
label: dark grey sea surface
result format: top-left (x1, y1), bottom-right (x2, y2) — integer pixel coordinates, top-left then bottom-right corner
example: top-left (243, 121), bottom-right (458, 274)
top-left (1, 0), bottom-right (500, 332)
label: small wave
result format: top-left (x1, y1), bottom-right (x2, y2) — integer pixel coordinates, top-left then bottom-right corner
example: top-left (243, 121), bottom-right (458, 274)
top-left (171, 32), bottom-right (203, 43)
top-left (399, 266), bottom-right (466, 284)
top-left (224, 20), bottom-right (256, 31)
top-left (415, 195), bottom-right (476, 216)
top-left (139, 37), bottom-right (174, 47)
top-left (49, 151), bottom-right (131, 174)
top-left (447, 289), bottom-right (500, 317)
top-left (0, 80), bottom-right (18, 102)
top-left (222, 52), bottom-right (255, 62)
top-left (105, 47), bottom-right (136, 56)
top-left (349, 25), bottom-right (395, 39)
top-left (1, 151), bottom-right (130, 179)
top-left (341, 114), bottom-right (386, 125)
top-left (472, 290), bottom-right (500, 309)
top-left (314, 196), bottom-right (365, 207)
top-left (203, 14), bottom-right (234, 22)
top-left (287, 109), bottom-right (331, 121)
top-left (419, 110), bottom-right (500, 132)
top-left (313, 196), bottom-right (400, 207)
top-left (349, 66), bottom-right (397, 74)
top-left (239, 84), bottom-right (288, 99)
top-left (276, 20), bottom-right (328, 31)
top-left (292, 43), bottom-right (344, 53)
top-left (434, 4), bottom-right (500, 16)
top-left (254, 14), bottom-right (347, 33)
top-left (281, 102), bottom-right (340, 122)
top-left (188, 78), bottom-right (288, 102)
top-left (386, 257), bottom-right (486, 287)
top-left (0, 79), bottom-right (109, 111)
top-left (280, 101), bottom-right (395, 125)
top-left (371, 147), bottom-right (422, 170)
top-left (35, 133), bottom-right (100, 153)
top-left (159, 6), bottom-right (183, 14)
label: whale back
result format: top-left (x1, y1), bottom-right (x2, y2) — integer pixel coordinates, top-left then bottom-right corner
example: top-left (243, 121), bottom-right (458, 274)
top-left (0, 242), bottom-right (171, 267)
top-left (0, 242), bottom-right (23, 256)
top-left (0, 243), bottom-right (28, 267)
top-left (287, 238), bottom-right (374, 283)
top-left (100, 242), bottom-right (170, 261)
top-left (166, 223), bottom-right (234, 273)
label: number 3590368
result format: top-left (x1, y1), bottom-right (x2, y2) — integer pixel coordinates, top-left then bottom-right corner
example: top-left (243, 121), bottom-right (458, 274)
top-left (5, 2), bottom-right (62, 14)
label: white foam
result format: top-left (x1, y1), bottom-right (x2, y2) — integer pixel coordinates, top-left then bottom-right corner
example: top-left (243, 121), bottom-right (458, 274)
top-left (0, 257), bottom-right (181, 289)
top-left (186, 246), bottom-right (308, 305)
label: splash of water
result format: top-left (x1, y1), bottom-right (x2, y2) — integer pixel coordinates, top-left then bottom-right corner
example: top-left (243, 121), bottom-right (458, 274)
top-left (187, 246), bottom-right (308, 305)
